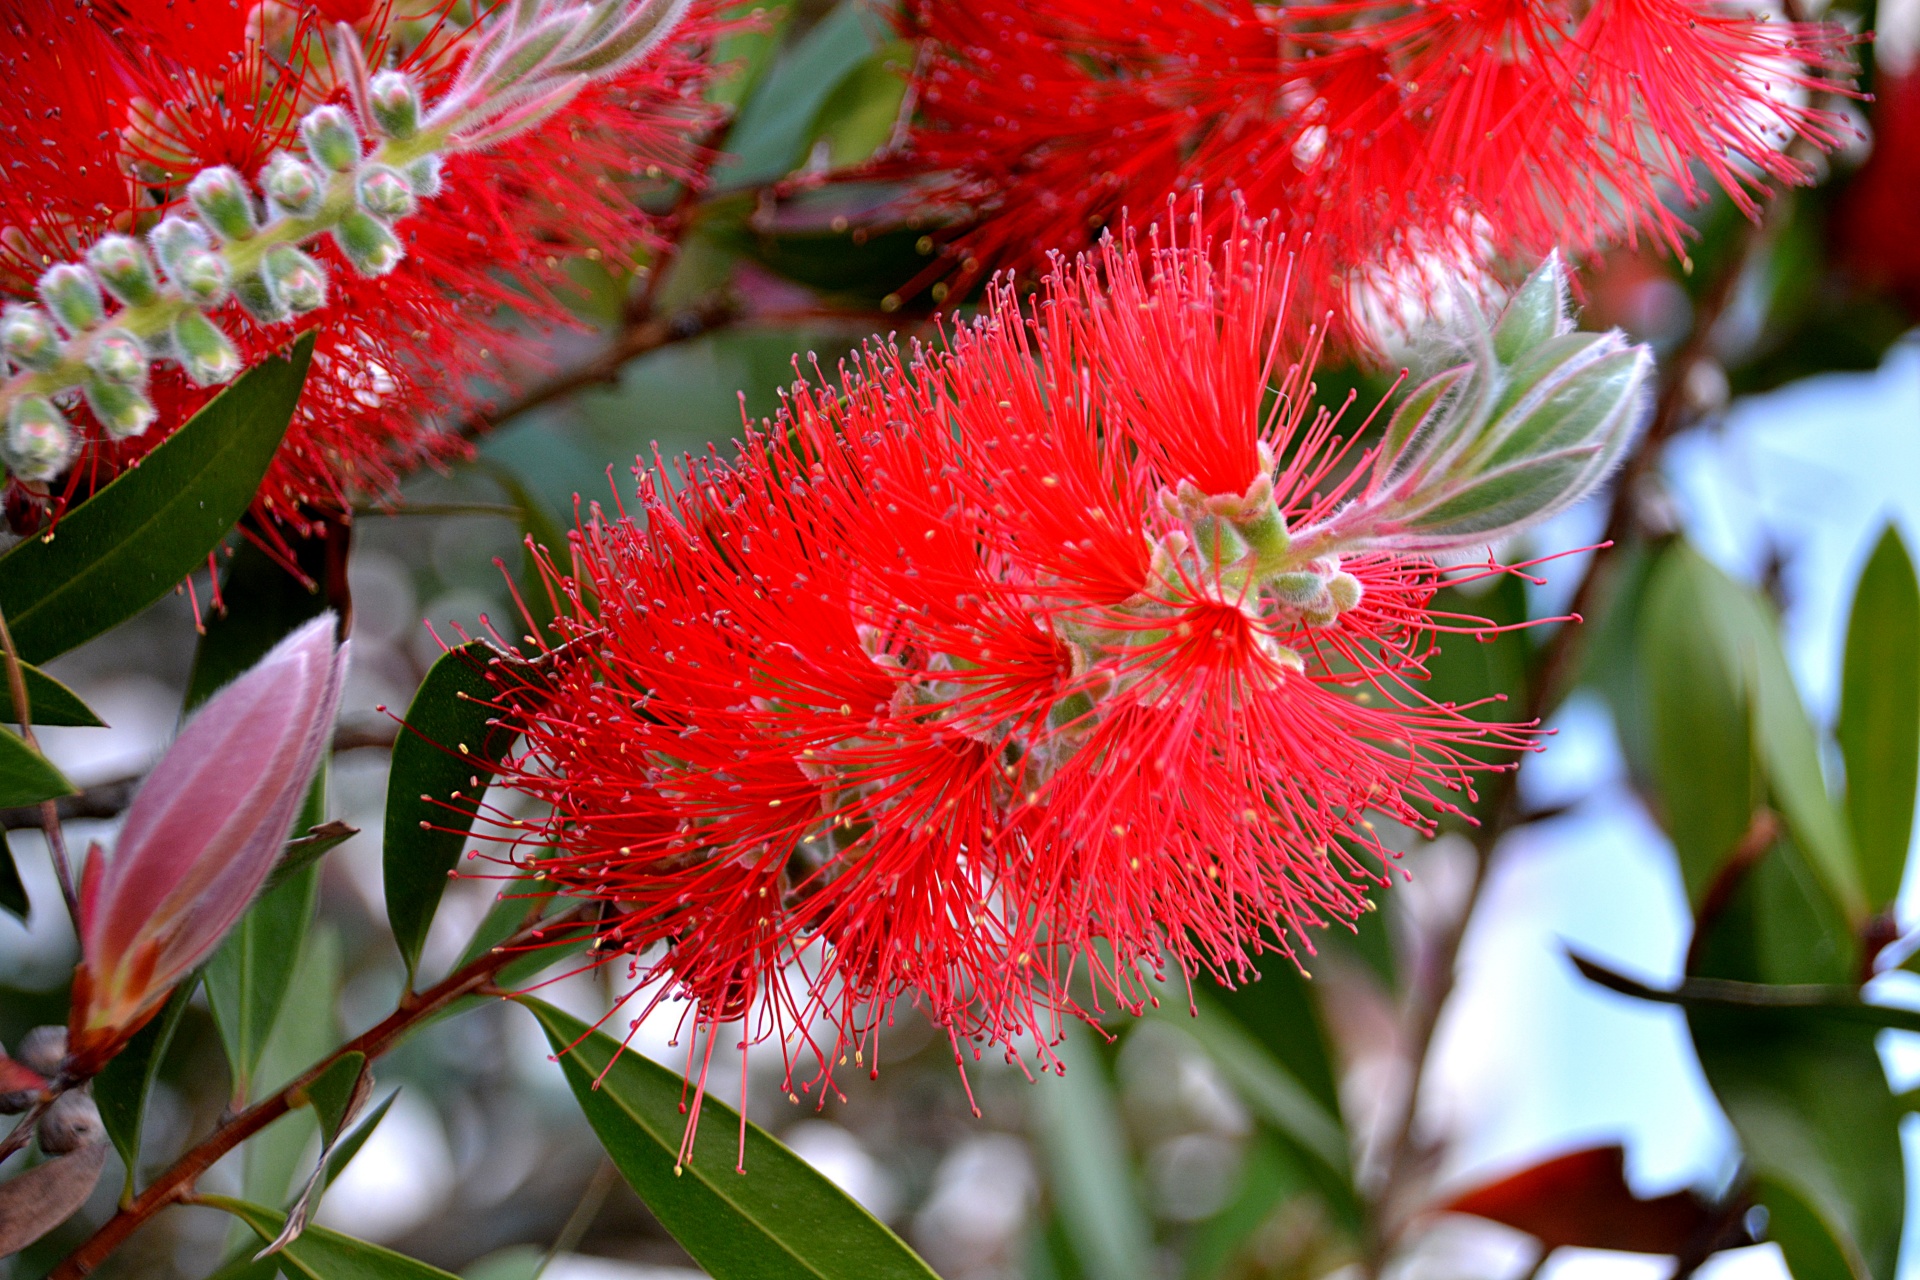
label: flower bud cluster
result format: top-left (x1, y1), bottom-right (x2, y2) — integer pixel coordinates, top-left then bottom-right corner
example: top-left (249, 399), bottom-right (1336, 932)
top-left (0, 0), bottom-right (692, 486)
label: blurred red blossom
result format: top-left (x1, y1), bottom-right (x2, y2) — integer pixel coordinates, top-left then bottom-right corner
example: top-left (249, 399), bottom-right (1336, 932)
top-left (0, 0), bottom-right (723, 528)
top-left (862, 0), bottom-right (1857, 347)
top-left (472, 209), bottom-right (1580, 1144)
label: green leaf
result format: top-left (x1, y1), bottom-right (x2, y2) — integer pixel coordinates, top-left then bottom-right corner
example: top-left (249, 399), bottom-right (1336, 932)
top-left (240, 924), bottom-right (343, 1229)
top-left (0, 832), bottom-right (26, 921)
top-left (300, 1051), bottom-right (366, 1145)
top-left (802, 43), bottom-right (910, 169)
top-left (1640, 547), bottom-right (1759, 904)
top-left (0, 336), bottom-right (311, 665)
top-left (712, 1), bottom-right (878, 189)
top-left (1031, 1021), bottom-right (1154, 1280)
top-left (261, 821), bottom-right (359, 900)
top-left (0, 725), bottom-right (75, 808)
top-left (1490, 254), bottom-right (1570, 364)
top-left (207, 1195), bottom-right (461, 1278)
top-left (1751, 1173), bottom-right (1869, 1280)
top-left (1838, 524), bottom-right (1919, 909)
top-left (707, 1), bottom-right (796, 114)
top-left (1161, 993), bottom-right (1348, 1180)
top-left (1182, 1135), bottom-right (1305, 1280)
top-left (322, 1088), bottom-right (398, 1191)
top-left (95, 980), bottom-right (194, 1191)
top-left (523, 997), bottom-right (940, 1280)
top-left (481, 463), bottom-right (569, 644)
top-left (207, 769), bottom-right (326, 1098)
top-left (384, 641), bottom-right (513, 984)
top-left (185, 531), bottom-right (334, 711)
top-left (1643, 544), bottom-right (1865, 920)
top-left (1, 664), bottom-right (105, 728)
top-left (1685, 847), bottom-right (1903, 1280)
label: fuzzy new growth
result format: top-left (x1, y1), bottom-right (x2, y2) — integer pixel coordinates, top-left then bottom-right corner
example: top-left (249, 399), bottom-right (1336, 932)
top-left (0, 0), bottom-right (694, 487)
top-left (473, 210), bottom-right (1646, 1125)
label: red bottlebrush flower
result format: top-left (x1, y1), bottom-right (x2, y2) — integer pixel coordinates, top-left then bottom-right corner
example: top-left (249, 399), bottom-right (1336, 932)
top-left (67, 615), bottom-right (347, 1078)
top-left (864, 0), bottom-right (1856, 346)
top-left (476, 209), bottom-right (1592, 1125)
top-left (0, 0), bottom-right (722, 525)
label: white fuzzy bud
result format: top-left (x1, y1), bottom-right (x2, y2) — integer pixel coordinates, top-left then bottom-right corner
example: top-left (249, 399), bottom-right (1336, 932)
top-left (263, 151), bottom-right (325, 218)
top-left (403, 154), bottom-right (444, 198)
top-left (264, 245), bottom-right (328, 313)
top-left (188, 166), bottom-right (259, 242)
top-left (86, 234), bottom-right (161, 307)
top-left (302, 104), bottom-right (363, 172)
top-left (85, 375), bottom-right (157, 439)
top-left (37, 264), bottom-right (105, 335)
top-left (149, 217), bottom-right (229, 306)
top-left (86, 330), bottom-right (148, 387)
top-left (333, 208), bottom-right (403, 276)
top-left (171, 309), bottom-right (242, 386)
top-left (356, 164), bottom-right (416, 221)
top-left (232, 269), bottom-right (288, 325)
top-left (368, 70), bottom-right (422, 139)
top-left (1, 305), bottom-right (60, 371)
top-left (5, 398), bottom-right (74, 483)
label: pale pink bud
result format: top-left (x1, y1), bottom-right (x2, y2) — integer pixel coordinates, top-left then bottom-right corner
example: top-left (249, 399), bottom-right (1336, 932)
top-left (66, 615), bottom-right (347, 1077)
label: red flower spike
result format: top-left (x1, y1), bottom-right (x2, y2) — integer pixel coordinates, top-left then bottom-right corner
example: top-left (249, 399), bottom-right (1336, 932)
top-left (867, 0), bottom-right (1857, 347)
top-left (67, 615), bottom-right (348, 1078)
top-left (478, 209), bottom-right (1575, 1127)
top-left (0, 0), bottom-right (725, 525)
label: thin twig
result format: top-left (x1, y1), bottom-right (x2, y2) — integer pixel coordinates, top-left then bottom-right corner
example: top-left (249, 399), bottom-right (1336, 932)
top-left (48, 903), bottom-right (595, 1278)
top-left (0, 719), bottom-right (400, 831)
top-left (0, 603), bottom-right (78, 929)
top-left (453, 294), bottom-right (739, 444)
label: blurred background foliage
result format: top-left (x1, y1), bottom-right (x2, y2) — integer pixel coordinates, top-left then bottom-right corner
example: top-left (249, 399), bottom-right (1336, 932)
top-left (4, 0), bottom-right (1920, 1277)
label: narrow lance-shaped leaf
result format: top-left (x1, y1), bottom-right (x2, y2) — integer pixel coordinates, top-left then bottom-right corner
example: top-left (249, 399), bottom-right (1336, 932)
top-left (0, 663), bottom-right (105, 728)
top-left (0, 335), bottom-right (311, 665)
top-left (1838, 524), bottom-right (1920, 910)
top-left (206, 1195), bottom-right (462, 1279)
top-left (384, 641), bottom-right (514, 984)
top-left (523, 998), bottom-right (941, 1280)
top-left (94, 980), bottom-right (194, 1190)
top-left (1031, 1021), bottom-right (1154, 1280)
top-left (0, 833), bottom-right (26, 922)
top-left (0, 725), bottom-right (74, 809)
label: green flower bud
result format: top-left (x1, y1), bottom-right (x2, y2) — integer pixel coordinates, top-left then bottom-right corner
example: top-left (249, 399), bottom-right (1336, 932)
top-left (232, 269), bottom-right (288, 325)
top-left (37, 264), bottom-right (105, 335)
top-left (5, 397), bottom-right (74, 483)
top-left (187, 166), bottom-right (259, 242)
top-left (264, 245), bottom-right (328, 313)
top-left (301, 105), bottom-right (362, 172)
top-left (332, 208), bottom-right (403, 277)
top-left (356, 164), bottom-right (416, 221)
top-left (149, 216), bottom-right (229, 304)
top-left (171, 308), bottom-right (242, 386)
top-left (86, 234), bottom-right (160, 307)
top-left (1, 305), bottom-right (60, 371)
top-left (262, 151), bottom-right (325, 218)
top-left (403, 154), bottom-right (443, 199)
top-left (1325, 571), bottom-right (1363, 614)
top-left (368, 70), bottom-right (422, 139)
top-left (85, 375), bottom-right (157, 439)
top-left (86, 329), bottom-right (148, 386)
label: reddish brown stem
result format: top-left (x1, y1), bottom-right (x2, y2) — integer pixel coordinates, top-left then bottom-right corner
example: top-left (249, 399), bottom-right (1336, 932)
top-left (48, 905), bottom-right (592, 1278)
